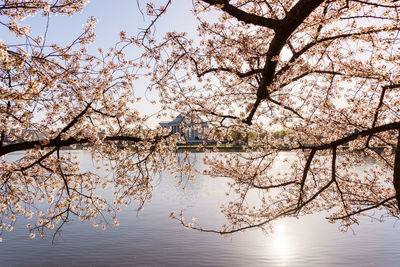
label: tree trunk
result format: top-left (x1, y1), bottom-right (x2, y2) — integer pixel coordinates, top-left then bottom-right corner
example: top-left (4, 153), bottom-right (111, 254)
top-left (393, 130), bottom-right (400, 209)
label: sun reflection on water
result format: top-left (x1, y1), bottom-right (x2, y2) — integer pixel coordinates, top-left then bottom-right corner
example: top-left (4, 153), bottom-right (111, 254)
top-left (273, 223), bottom-right (289, 256)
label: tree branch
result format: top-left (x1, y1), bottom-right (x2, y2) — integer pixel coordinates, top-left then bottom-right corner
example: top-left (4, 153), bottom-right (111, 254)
top-left (201, 0), bottom-right (279, 30)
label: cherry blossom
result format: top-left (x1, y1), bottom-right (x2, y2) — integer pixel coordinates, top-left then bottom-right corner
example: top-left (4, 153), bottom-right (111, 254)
top-left (146, 0), bottom-right (400, 234)
top-left (0, 0), bottom-right (180, 241)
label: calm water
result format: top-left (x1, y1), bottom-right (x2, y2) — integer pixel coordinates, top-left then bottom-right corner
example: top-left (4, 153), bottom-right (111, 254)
top-left (1, 151), bottom-right (400, 266)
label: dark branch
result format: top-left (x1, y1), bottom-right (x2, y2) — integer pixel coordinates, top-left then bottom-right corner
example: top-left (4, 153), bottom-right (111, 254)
top-left (201, 0), bottom-right (279, 30)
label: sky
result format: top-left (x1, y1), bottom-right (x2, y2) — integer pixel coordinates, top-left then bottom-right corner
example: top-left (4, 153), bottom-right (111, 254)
top-left (41, 1), bottom-right (197, 48)
top-left (3, 0), bottom-right (200, 128)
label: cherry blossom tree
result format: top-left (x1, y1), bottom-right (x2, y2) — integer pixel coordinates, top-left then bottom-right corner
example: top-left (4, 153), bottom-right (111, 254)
top-left (146, 0), bottom-right (400, 233)
top-left (2, 0), bottom-right (400, 242)
top-left (0, 0), bottom-right (181, 241)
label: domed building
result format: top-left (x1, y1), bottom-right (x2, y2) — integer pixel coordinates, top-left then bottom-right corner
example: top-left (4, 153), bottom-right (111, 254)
top-left (159, 113), bottom-right (208, 144)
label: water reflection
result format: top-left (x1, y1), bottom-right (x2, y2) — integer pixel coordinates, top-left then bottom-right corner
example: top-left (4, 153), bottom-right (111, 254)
top-left (273, 223), bottom-right (289, 257)
top-left (0, 151), bottom-right (400, 266)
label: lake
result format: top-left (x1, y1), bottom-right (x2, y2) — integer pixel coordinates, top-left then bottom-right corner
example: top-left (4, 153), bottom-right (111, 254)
top-left (1, 151), bottom-right (400, 266)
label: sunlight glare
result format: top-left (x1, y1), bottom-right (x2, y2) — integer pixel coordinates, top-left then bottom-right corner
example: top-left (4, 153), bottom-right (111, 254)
top-left (273, 223), bottom-right (289, 256)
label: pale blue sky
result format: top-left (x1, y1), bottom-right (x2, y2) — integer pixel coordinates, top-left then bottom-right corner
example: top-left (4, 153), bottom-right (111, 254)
top-left (22, 1), bottom-right (198, 50)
